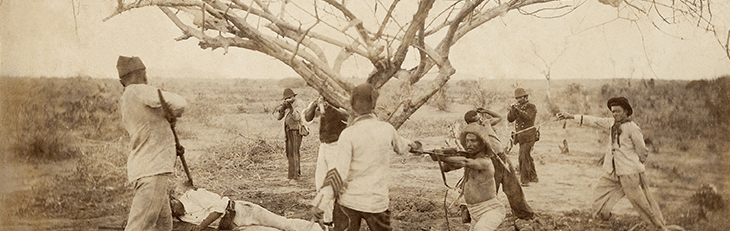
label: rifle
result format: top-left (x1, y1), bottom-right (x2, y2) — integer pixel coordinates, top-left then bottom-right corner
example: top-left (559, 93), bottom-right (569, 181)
top-left (412, 147), bottom-right (512, 175)
top-left (158, 89), bottom-right (194, 187)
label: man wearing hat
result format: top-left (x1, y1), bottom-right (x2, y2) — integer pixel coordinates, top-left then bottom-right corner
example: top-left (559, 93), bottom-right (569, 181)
top-left (557, 97), bottom-right (668, 231)
top-left (437, 122), bottom-right (505, 230)
top-left (276, 88), bottom-right (307, 183)
top-left (117, 55), bottom-right (187, 231)
top-left (465, 109), bottom-right (535, 220)
top-left (330, 83), bottom-right (421, 231)
top-left (507, 88), bottom-right (539, 186)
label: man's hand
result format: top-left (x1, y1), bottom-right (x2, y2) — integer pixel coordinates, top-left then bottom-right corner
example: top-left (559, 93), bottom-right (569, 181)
top-left (306, 206), bottom-right (324, 223)
top-left (556, 112), bottom-right (574, 120)
top-left (176, 144), bottom-right (185, 156)
top-left (409, 141), bottom-right (423, 154)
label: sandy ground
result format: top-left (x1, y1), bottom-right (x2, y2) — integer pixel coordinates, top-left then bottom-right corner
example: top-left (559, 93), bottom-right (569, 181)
top-left (0, 103), bottom-right (718, 230)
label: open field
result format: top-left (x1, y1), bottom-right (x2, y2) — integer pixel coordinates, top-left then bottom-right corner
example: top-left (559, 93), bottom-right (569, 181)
top-left (1, 76), bottom-right (728, 230)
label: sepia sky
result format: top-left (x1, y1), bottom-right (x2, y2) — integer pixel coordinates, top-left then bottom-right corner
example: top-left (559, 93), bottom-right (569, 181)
top-left (1, 0), bottom-right (729, 81)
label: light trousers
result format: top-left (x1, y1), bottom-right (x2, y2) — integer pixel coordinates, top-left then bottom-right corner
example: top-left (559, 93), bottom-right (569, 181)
top-left (125, 173), bottom-right (172, 231)
top-left (593, 172), bottom-right (666, 229)
top-left (467, 198), bottom-right (505, 231)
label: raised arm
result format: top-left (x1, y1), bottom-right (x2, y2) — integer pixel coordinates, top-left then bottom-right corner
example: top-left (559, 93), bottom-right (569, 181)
top-left (477, 108), bottom-right (502, 126)
top-left (303, 100), bottom-right (318, 122)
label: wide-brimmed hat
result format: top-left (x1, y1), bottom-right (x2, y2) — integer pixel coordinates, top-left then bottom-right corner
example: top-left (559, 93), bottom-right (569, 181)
top-left (116, 56), bottom-right (146, 78)
top-left (607, 97), bottom-right (633, 116)
top-left (351, 83), bottom-right (379, 114)
top-left (514, 88), bottom-right (528, 98)
top-left (459, 123), bottom-right (501, 155)
top-left (282, 88), bottom-right (297, 100)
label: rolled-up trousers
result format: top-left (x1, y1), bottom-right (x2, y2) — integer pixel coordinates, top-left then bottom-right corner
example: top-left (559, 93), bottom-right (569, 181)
top-left (285, 129), bottom-right (302, 180)
top-left (491, 154), bottom-right (534, 219)
top-left (593, 172), bottom-right (666, 229)
top-left (467, 198), bottom-right (505, 231)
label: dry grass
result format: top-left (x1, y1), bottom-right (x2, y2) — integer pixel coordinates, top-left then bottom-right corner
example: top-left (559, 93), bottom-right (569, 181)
top-left (1, 76), bottom-right (728, 231)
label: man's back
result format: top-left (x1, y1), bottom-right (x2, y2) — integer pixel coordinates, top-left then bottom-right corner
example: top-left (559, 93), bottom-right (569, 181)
top-left (336, 114), bottom-right (411, 213)
top-left (120, 84), bottom-right (186, 182)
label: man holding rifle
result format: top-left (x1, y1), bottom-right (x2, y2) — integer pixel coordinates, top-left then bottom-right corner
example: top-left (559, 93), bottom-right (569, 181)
top-left (118, 56), bottom-right (187, 231)
top-left (435, 122), bottom-right (505, 231)
top-left (507, 88), bottom-right (539, 187)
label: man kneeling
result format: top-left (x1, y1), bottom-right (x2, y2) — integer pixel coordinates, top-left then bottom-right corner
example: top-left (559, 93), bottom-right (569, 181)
top-left (170, 182), bottom-right (322, 231)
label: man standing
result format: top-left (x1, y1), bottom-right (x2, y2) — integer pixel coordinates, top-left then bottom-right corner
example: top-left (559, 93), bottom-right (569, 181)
top-left (507, 88), bottom-right (538, 186)
top-left (438, 123), bottom-right (505, 231)
top-left (276, 88), bottom-right (306, 184)
top-left (557, 97), bottom-right (668, 231)
top-left (303, 95), bottom-right (350, 225)
top-left (465, 110), bottom-right (534, 220)
top-left (331, 83), bottom-right (420, 231)
top-left (118, 56), bottom-right (187, 231)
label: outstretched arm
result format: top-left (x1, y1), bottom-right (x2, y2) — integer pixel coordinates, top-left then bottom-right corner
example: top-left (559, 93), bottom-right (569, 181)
top-left (557, 112), bottom-right (613, 129)
top-left (440, 156), bottom-right (490, 170)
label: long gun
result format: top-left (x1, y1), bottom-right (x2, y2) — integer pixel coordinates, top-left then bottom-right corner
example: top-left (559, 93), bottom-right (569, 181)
top-left (158, 89), bottom-right (194, 187)
top-left (412, 147), bottom-right (512, 174)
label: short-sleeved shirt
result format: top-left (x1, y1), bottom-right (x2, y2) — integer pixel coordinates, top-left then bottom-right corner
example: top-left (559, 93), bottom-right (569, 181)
top-left (120, 84), bottom-right (187, 182)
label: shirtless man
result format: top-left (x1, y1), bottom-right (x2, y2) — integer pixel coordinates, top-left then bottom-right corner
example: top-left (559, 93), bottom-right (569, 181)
top-left (438, 123), bottom-right (506, 230)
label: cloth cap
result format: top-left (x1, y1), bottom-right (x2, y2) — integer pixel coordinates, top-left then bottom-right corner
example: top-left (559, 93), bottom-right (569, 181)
top-left (350, 83), bottom-right (379, 114)
top-left (514, 88), bottom-right (528, 98)
top-left (607, 97), bottom-right (633, 116)
top-left (116, 56), bottom-right (146, 78)
top-left (282, 88), bottom-right (297, 99)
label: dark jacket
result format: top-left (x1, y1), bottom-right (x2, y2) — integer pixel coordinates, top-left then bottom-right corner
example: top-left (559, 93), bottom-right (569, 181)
top-left (304, 103), bottom-right (349, 144)
top-left (507, 102), bottom-right (537, 143)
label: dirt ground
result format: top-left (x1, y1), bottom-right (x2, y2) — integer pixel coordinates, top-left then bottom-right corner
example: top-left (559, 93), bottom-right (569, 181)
top-left (2, 102), bottom-right (727, 230)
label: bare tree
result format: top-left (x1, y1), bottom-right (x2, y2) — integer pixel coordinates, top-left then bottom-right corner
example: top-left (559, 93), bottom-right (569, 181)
top-left (105, 0), bottom-right (723, 128)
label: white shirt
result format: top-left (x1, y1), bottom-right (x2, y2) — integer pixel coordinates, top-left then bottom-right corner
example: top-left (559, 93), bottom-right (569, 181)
top-left (120, 84), bottom-right (187, 182)
top-left (334, 114), bottom-right (413, 213)
top-left (178, 189), bottom-right (230, 227)
top-left (574, 115), bottom-right (648, 175)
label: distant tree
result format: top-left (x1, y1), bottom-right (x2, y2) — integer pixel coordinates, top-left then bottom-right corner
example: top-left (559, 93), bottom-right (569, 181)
top-left (106, 0), bottom-right (725, 128)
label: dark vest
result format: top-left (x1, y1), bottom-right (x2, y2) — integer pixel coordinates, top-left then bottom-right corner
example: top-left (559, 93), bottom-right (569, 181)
top-left (319, 106), bottom-right (348, 143)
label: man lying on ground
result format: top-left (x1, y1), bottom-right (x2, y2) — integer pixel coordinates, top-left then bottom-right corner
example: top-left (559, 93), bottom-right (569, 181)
top-left (169, 181), bottom-right (322, 231)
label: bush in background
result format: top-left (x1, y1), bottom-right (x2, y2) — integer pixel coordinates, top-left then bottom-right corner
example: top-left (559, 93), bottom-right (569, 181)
top-left (1, 77), bottom-right (125, 162)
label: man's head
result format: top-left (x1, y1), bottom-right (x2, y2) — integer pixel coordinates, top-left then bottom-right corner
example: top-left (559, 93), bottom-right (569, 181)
top-left (169, 196), bottom-right (186, 218)
top-left (117, 56), bottom-right (147, 87)
top-left (350, 83), bottom-right (379, 115)
top-left (282, 88), bottom-right (297, 104)
top-left (464, 110), bottom-right (480, 124)
top-left (514, 88), bottom-right (529, 104)
top-left (464, 133), bottom-right (485, 156)
top-left (607, 97), bottom-right (632, 121)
